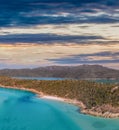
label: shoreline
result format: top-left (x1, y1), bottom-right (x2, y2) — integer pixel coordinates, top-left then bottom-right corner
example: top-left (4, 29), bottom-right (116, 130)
top-left (0, 85), bottom-right (119, 118)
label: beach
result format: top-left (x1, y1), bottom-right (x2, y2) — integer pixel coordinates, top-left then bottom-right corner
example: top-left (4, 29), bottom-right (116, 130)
top-left (0, 84), bottom-right (119, 118)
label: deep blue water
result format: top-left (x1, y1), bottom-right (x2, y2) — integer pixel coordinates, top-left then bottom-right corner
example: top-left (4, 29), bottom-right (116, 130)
top-left (0, 87), bottom-right (119, 130)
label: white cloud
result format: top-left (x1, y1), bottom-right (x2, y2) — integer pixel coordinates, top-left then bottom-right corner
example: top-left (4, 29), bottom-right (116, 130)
top-left (0, 23), bottom-right (119, 42)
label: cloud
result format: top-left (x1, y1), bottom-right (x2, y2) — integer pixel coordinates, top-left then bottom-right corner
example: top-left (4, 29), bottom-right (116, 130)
top-left (0, 23), bottom-right (119, 42)
top-left (70, 51), bottom-right (119, 57)
top-left (0, 0), bottom-right (118, 69)
top-left (0, 43), bottom-right (118, 68)
top-left (1, 0), bottom-right (118, 5)
top-left (0, 0), bottom-right (118, 27)
top-left (0, 34), bottom-right (104, 44)
top-left (48, 57), bottom-right (119, 64)
top-left (48, 51), bottom-right (119, 64)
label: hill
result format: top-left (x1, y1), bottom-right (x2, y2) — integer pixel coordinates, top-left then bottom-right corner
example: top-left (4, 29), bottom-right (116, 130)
top-left (0, 65), bottom-right (119, 79)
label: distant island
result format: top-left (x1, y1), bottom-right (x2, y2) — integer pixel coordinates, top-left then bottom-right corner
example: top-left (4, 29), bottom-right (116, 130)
top-left (0, 65), bottom-right (119, 79)
top-left (0, 76), bottom-right (119, 118)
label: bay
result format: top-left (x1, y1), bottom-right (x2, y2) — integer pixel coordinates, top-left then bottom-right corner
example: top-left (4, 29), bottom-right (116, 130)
top-left (0, 88), bottom-right (119, 130)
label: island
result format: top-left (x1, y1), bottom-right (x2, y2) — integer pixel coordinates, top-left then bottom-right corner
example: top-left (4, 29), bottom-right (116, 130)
top-left (0, 76), bottom-right (119, 118)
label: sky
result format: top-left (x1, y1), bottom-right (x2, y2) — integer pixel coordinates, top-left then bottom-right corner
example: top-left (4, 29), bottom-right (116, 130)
top-left (0, 0), bottom-right (119, 69)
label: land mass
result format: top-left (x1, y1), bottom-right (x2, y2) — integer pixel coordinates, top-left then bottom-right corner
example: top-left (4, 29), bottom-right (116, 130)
top-left (0, 76), bottom-right (119, 118)
top-left (0, 65), bottom-right (119, 79)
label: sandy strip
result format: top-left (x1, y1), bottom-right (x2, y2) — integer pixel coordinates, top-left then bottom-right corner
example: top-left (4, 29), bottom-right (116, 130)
top-left (41, 95), bottom-right (65, 101)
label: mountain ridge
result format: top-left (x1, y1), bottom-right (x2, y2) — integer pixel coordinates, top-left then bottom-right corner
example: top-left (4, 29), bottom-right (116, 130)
top-left (0, 65), bottom-right (119, 79)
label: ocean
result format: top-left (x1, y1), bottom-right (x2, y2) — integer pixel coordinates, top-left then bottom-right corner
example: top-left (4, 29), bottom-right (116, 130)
top-left (0, 87), bottom-right (119, 130)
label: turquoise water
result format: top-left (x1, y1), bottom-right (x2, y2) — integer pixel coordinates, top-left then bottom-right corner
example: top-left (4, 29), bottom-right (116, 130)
top-left (94, 79), bottom-right (119, 84)
top-left (13, 77), bottom-right (119, 84)
top-left (13, 77), bottom-right (68, 80)
top-left (0, 88), bottom-right (119, 130)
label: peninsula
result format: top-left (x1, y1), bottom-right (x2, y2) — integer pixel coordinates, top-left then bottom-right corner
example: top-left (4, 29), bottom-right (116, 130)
top-left (0, 76), bottom-right (119, 118)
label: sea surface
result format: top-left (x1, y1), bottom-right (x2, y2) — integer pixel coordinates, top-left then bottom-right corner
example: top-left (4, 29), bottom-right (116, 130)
top-left (0, 87), bottom-right (119, 130)
top-left (13, 77), bottom-right (68, 80)
top-left (94, 79), bottom-right (119, 84)
top-left (13, 77), bottom-right (119, 83)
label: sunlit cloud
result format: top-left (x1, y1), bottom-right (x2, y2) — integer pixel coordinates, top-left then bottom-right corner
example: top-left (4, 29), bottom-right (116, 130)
top-left (0, 23), bottom-right (119, 42)
top-left (0, 43), bottom-right (118, 69)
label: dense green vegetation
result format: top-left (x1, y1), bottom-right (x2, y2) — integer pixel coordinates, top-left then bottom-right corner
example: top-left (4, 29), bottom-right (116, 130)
top-left (0, 76), bottom-right (119, 109)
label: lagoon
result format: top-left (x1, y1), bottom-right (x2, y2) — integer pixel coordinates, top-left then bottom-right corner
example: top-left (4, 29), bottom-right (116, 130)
top-left (13, 77), bottom-right (119, 84)
top-left (0, 87), bottom-right (119, 130)
top-left (13, 77), bottom-right (68, 80)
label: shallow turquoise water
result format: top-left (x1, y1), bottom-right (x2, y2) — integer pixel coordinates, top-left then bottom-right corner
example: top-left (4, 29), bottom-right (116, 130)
top-left (13, 77), bottom-right (69, 80)
top-left (95, 79), bottom-right (119, 84)
top-left (13, 77), bottom-right (119, 84)
top-left (0, 88), bottom-right (119, 130)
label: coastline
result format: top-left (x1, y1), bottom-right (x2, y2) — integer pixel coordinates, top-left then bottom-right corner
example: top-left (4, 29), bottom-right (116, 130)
top-left (0, 84), bottom-right (119, 118)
